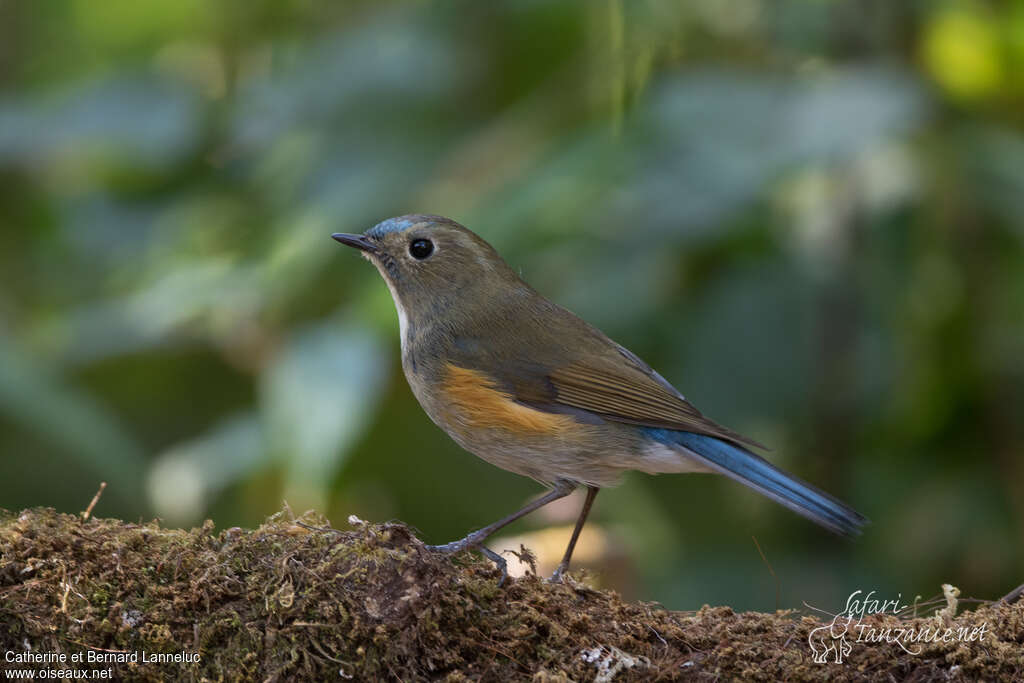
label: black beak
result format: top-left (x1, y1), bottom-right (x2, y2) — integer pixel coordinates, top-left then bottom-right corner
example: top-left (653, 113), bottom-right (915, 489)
top-left (331, 233), bottom-right (378, 253)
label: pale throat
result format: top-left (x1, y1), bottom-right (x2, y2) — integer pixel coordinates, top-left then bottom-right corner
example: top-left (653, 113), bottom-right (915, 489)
top-left (379, 271), bottom-right (410, 353)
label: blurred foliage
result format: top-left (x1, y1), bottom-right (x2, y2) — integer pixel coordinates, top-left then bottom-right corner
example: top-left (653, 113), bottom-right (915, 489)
top-left (1, 0), bottom-right (1022, 611)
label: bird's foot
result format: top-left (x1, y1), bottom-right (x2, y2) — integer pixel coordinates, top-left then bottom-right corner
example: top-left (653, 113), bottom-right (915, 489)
top-left (547, 561), bottom-right (570, 584)
top-left (425, 541), bottom-right (509, 587)
top-left (478, 547), bottom-right (509, 587)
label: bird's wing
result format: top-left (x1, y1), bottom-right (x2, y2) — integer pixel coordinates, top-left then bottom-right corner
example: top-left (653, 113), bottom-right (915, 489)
top-left (557, 361), bottom-right (760, 449)
top-left (497, 341), bottom-right (765, 451)
top-left (445, 297), bottom-right (764, 450)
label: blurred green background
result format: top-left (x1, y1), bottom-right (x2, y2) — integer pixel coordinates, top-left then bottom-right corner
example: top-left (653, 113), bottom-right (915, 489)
top-left (1, 0), bottom-right (1022, 612)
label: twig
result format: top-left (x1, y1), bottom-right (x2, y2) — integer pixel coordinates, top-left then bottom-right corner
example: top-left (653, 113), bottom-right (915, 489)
top-left (295, 520), bottom-right (343, 535)
top-left (59, 564), bottom-right (70, 615)
top-left (64, 638), bottom-right (133, 654)
top-left (751, 535), bottom-right (780, 611)
top-left (81, 482), bottom-right (107, 522)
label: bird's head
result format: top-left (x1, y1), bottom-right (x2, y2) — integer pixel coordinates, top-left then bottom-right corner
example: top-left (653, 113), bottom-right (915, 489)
top-left (333, 214), bottom-right (525, 338)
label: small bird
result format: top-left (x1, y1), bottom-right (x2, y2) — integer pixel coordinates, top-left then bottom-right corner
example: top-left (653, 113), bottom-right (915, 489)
top-left (333, 215), bottom-right (866, 582)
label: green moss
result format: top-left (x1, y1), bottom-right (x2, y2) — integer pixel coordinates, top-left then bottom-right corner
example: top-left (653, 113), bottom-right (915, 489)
top-left (1, 508), bottom-right (1022, 681)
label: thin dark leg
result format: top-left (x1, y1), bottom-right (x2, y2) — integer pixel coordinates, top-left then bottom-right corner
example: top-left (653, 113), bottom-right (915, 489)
top-left (549, 485), bottom-right (599, 583)
top-left (1001, 582), bottom-right (1024, 604)
top-left (426, 479), bottom-right (576, 581)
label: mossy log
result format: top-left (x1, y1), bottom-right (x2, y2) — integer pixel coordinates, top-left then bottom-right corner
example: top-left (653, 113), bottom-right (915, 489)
top-left (1, 508), bottom-right (1021, 681)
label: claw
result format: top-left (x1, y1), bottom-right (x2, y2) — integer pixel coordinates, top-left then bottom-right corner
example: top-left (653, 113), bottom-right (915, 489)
top-left (548, 563), bottom-right (568, 584)
top-left (425, 542), bottom-right (509, 586)
top-left (478, 547), bottom-right (509, 586)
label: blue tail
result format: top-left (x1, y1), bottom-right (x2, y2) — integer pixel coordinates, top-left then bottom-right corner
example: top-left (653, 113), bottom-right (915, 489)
top-left (646, 429), bottom-right (867, 536)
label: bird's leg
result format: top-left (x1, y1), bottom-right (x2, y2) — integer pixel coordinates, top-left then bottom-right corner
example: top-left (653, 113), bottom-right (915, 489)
top-left (549, 485), bottom-right (599, 583)
top-left (426, 479), bottom-right (576, 583)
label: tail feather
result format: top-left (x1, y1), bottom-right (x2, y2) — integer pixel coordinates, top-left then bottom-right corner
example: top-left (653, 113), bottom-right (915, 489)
top-left (649, 429), bottom-right (868, 536)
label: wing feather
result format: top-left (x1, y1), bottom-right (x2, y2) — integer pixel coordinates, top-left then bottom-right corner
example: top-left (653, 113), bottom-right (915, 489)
top-left (545, 362), bottom-right (765, 450)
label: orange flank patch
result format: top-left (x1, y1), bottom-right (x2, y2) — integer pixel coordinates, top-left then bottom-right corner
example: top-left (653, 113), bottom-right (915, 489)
top-left (443, 364), bottom-right (575, 434)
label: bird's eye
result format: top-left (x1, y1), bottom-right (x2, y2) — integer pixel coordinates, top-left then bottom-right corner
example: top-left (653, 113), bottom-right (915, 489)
top-left (409, 238), bottom-right (434, 260)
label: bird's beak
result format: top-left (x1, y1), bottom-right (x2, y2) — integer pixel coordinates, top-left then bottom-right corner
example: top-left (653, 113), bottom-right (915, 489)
top-left (331, 233), bottom-right (378, 253)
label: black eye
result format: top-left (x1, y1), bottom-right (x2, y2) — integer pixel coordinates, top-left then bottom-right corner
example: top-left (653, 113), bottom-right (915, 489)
top-left (409, 238), bottom-right (434, 259)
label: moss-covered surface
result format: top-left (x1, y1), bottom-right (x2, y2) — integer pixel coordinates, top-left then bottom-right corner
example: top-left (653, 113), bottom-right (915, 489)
top-left (1, 507), bottom-right (1021, 681)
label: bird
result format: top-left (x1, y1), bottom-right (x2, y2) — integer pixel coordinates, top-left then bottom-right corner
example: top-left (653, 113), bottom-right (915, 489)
top-left (332, 214), bottom-right (867, 583)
